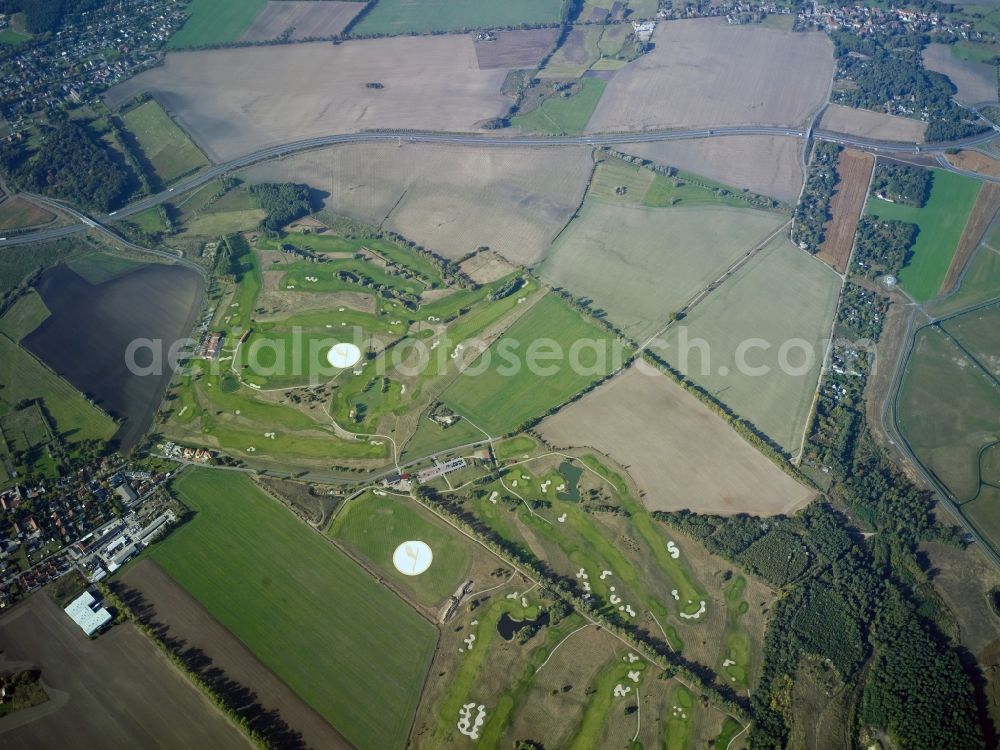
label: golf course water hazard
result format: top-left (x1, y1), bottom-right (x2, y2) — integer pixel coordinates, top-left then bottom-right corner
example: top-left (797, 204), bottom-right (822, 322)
top-left (24, 262), bottom-right (203, 450)
top-left (496, 610), bottom-right (550, 641)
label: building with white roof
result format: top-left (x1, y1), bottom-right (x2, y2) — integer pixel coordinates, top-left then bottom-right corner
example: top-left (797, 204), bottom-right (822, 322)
top-left (64, 591), bottom-right (112, 636)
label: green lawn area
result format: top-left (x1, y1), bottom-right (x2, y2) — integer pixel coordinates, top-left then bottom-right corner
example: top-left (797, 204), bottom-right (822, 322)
top-left (329, 491), bottom-right (473, 607)
top-left (928, 234), bottom-right (1000, 317)
top-left (167, 0), bottom-right (266, 48)
top-left (511, 78), bottom-right (607, 136)
top-left (866, 168), bottom-right (982, 301)
top-left (0, 335), bottom-right (116, 443)
top-left (150, 470), bottom-right (436, 750)
top-left (352, 0), bottom-right (563, 35)
top-left (279, 258), bottom-right (424, 297)
top-left (0, 291), bottom-right (49, 341)
top-left (0, 28), bottom-right (31, 47)
top-left (121, 100), bottom-right (210, 185)
top-left (439, 294), bottom-right (623, 435)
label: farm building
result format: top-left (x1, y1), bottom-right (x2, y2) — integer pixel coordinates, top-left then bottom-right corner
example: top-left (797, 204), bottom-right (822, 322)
top-left (64, 591), bottom-right (112, 636)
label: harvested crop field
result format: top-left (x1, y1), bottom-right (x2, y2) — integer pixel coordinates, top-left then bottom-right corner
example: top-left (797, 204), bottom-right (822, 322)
top-left (653, 236), bottom-right (841, 452)
top-left (0, 594), bottom-right (249, 749)
top-left (816, 148), bottom-right (874, 273)
top-left (923, 43), bottom-right (998, 105)
top-left (538, 364), bottom-right (813, 514)
top-left (622, 135), bottom-right (805, 203)
top-left (474, 28), bottom-right (559, 69)
top-left (119, 559), bottom-right (349, 750)
top-left (239, 1), bottom-right (364, 41)
top-left (242, 142), bottom-right (593, 264)
top-left (820, 103), bottom-right (926, 143)
top-left (586, 19), bottom-right (834, 132)
top-left (0, 197), bottom-right (55, 230)
top-left (104, 38), bottom-right (510, 162)
top-left (942, 181), bottom-right (1000, 294)
top-left (946, 149), bottom-right (1000, 178)
top-left (539, 201), bottom-right (787, 340)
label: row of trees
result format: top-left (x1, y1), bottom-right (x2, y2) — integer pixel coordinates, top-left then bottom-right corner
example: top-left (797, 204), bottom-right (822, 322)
top-left (791, 142), bottom-right (841, 253)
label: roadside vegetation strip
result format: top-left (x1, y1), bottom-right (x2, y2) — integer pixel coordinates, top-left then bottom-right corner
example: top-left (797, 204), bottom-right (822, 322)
top-left (167, 0), bottom-right (267, 48)
top-left (151, 469), bottom-right (436, 750)
top-left (866, 167), bottom-right (982, 301)
top-left (439, 293), bottom-right (624, 436)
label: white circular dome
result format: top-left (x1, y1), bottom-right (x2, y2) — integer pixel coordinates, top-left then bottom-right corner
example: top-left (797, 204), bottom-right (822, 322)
top-left (392, 540), bottom-right (433, 576)
top-left (327, 342), bottom-right (362, 368)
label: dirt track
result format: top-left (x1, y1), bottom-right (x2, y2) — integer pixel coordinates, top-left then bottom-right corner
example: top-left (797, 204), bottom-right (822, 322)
top-left (0, 593), bottom-right (250, 749)
top-left (817, 148), bottom-right (874, 273)
top-left (121, 559), bottom-right (352, 750)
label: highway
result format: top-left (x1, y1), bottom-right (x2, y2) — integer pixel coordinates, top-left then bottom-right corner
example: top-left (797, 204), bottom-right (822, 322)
top-left (2, 123), bottom-right (998, 248)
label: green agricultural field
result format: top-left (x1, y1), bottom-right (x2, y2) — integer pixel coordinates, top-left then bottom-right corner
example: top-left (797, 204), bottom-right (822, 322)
top-left (963, 485), bottom-right (1000, 551)
top-left (329, 491), bottom-right (473, 606)
top-left (151, 470), bottom-right (436, 750)
top-left (167, 0), bottom-right (266, 48)
top-left (929, 240), bottom-right (1000, 317)
top-left (352, 0), bottom-right (564, 35)
top-left (0, 335), bottom-right (116, 443)
top-left (120, 100), bottom-right (210, 185)
top-left (0, 291), bottom-right (49, 341)
top-left (539, 200), bottom-right (786, 340)
top-left (897, 325), bottom-right (1000, 503)
top-left (866, 168), bottom-right (981, 301)
top-left (511, 78), bottom-right (606, 135)
top-left (439, 294), bottom-right (623, 436)
top-left (654, 236), bottom-right (841, 452)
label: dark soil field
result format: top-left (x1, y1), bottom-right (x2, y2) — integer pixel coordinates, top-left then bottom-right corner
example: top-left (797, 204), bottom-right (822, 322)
top-left (240, 1), bottom-right (364, 41)
top-left (0, 594), bottom-right (249, 749)
top-left (474, 28), bottom-right (560, 69)
top-left (120, 559), bottom-right (351, 750)
top-left (816, 148), bottom-right (874, 273)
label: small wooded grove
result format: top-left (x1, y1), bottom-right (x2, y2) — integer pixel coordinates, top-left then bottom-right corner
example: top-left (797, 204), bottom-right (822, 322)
top-left (871, 163), bottom-right (931, 207)
top-left (0, 119), bottom-right (131, 213)
top-left (792, 142), bottom-right (840, 254)
top-left (853, 216), bottom-right (918, 277)
top-left (248, 182), bottom-right (312, 232)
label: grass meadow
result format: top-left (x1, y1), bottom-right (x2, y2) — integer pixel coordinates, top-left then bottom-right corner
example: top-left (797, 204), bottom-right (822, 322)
top-left (0, 319), bottom-right (116, 444)
top-left (539, 200), bottom-right (786, 340)
top-left (329, 491), bottom-right (473, 607)
top-left (511, 78), bottom-right (607, 135)
top-left (167, 0), bottom-right (266, 48)
top-left (439, 294), bottom-right (622, 435)
top-left (121, 100), bottom-right (209, 185)
top-left (866, 168), bottom-right (981, 301)
top-left (897, 326), bottom-right (1000, 503)
top-left (929, 231), bottom-right (1000, 317)
top-left (0, 291), bottom-right (49, 341)
top-left (151, 469), bottom-right (436, 750)
top-left (352, 0), bottom-right (564, 35)
top-left (654, 236), bottom-right (840, 452)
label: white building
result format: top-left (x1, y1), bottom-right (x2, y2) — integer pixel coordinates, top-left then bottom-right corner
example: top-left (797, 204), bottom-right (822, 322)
top-left (64, 591), bottom-right (112, 636)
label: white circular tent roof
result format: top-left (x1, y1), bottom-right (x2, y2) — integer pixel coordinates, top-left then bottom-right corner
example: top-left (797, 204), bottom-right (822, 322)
top-left (327, 342), bottom-right (362, 369)
top-left (392, 540), bottom-right (433, 576)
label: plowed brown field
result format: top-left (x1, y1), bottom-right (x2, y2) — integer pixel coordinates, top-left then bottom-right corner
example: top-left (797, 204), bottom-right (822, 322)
top-left (816, 148), bottom-right (874, 273)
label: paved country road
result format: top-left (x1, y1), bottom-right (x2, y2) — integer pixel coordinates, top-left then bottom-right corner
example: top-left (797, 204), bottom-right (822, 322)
top-left (1, 124), bottom-right (998, 248)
